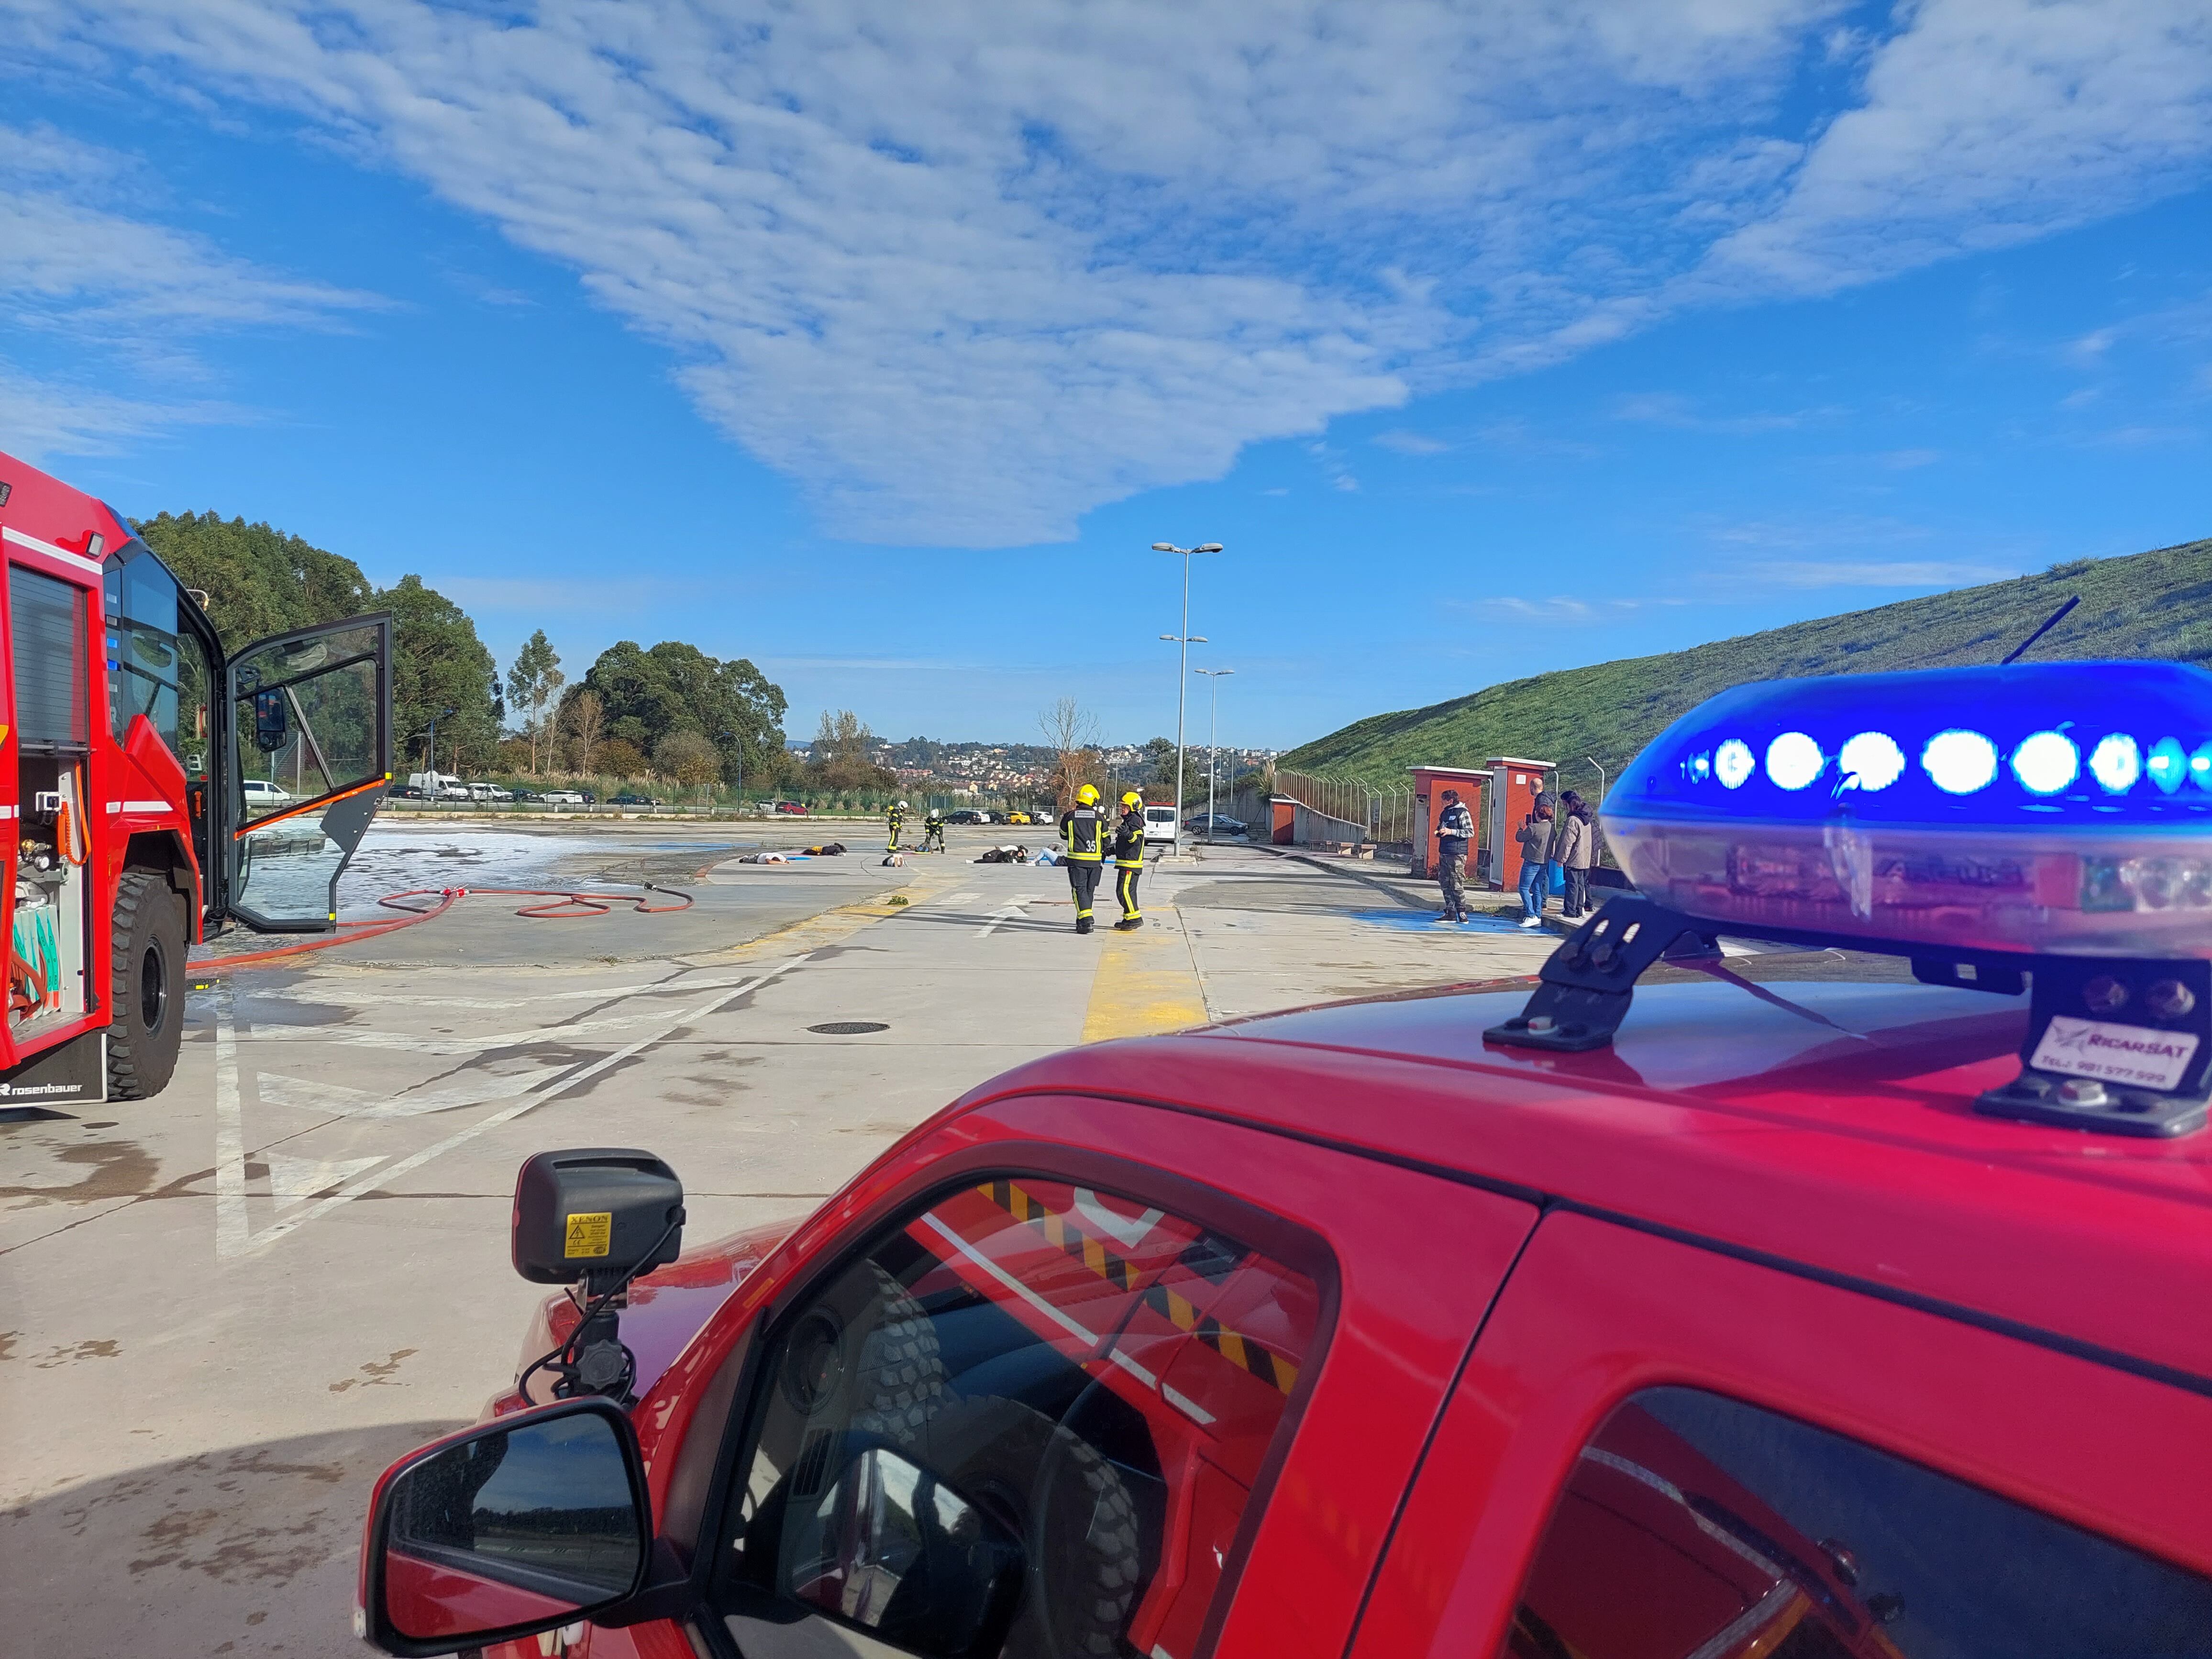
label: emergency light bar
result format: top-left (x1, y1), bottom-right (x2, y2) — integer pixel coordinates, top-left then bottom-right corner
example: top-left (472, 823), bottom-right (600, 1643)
top-left (1600, 660), bottom-right (2212, 959)
top-left (1487, 663), bottom-right (2212, 1138)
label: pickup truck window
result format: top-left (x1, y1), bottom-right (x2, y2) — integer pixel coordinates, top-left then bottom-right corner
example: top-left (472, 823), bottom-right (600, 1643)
top-left (1503, 1386), bottom-right (2212, 1659)
top-left (717, 1175), bottom-right (1321, 1659)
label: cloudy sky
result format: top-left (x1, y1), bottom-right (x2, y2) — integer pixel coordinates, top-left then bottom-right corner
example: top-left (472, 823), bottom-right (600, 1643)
top-left (2, 0), bottom-right (2207, 749)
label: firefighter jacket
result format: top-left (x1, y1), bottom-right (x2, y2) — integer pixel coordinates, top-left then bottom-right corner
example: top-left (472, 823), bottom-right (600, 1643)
top-left (1113, 808), bottom-right (1147, 868)
top-left (1059, 803), bottom-right (1109, 863)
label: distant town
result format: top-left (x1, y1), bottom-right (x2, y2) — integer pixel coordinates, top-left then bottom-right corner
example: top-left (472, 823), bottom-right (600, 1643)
top-left (788, 735), bottom-right (1278, 800)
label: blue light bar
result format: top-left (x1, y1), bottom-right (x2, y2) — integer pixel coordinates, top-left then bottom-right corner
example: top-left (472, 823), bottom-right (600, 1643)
top-left (1601, 662), bottom-right (2212, 957)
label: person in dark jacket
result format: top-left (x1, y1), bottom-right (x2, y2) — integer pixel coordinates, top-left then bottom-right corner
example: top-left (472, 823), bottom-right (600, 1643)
top-left (1434, 787), bottom-right (1475, 922)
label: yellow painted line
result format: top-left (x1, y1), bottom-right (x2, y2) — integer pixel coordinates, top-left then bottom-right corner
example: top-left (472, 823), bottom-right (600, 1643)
top-left (1081, 914), bottom-right (1209, 1042)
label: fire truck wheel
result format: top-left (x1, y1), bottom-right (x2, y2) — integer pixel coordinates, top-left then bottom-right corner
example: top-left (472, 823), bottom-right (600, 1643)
top-left (904, 1394), bottom-right (1142, 1658)
top-left (108, 872), bottom-right (186, 1100)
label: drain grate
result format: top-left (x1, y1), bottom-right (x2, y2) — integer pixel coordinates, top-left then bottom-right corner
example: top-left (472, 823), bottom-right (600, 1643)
top-left (808, 1021), bottom-right (889, 1035)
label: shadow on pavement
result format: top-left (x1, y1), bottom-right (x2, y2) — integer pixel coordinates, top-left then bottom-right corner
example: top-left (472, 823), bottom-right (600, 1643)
top-left (0, 1418), bottom-right (464, 1658)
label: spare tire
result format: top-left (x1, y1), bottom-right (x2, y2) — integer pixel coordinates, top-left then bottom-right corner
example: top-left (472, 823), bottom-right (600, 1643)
top-left (902, 1394), bottom-right (1142, 1659)
top-left (778, 1261), bottom-right (946, 1439)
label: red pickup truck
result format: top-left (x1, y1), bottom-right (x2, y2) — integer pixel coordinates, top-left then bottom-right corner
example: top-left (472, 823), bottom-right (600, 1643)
top-left (354, 662), bottom-right (2212, 1659)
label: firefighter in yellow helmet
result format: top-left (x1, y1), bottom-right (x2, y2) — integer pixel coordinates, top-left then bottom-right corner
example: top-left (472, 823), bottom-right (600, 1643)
top-left (1058, 783), bottom-right (1109, 933)
top-left (886, 799), bottom-right (907, 854)
top-left (1111, 790), bottom-right (1147, 929)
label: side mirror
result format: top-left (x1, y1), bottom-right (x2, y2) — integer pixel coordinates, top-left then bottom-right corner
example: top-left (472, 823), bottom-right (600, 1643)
top-left (782, 1439), bottom-right (1023, 1657)
top-left (251, 689), bottom-right (290, 755)
top-left (359, 1398), bottom-right (652, 1657)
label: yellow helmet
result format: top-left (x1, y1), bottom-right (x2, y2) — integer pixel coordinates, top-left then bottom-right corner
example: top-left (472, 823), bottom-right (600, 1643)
top-left (1122, 791), bottom-right (1142, 808)
top-left (1076, 784), bottom-right (1100, 805)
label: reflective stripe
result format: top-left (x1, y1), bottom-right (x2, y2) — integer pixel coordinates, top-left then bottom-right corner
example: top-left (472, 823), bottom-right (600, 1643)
top-left (2, 524), bottom-right (105, 577)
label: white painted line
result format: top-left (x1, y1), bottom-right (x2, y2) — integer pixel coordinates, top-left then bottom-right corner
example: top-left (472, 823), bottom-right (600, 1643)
top-left (976, 905), bottom-right (1026, 938)
top-left (218, 958), bottom-right (805, 1259)
top-left (212, 985), bottom-right (249, 1260)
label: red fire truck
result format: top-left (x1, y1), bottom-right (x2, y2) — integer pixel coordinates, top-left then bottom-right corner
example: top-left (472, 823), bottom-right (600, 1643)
top-left (0, 448), bottom-right (393, 1107)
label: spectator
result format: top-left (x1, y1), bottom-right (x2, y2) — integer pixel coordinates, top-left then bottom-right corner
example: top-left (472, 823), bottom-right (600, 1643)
top-left (1434, 787), bottom-right (1475, 923)
top-left (1515, 793), bottom-right (1557, 929)
top-left (1557, 790), bottom-right (1595, 919)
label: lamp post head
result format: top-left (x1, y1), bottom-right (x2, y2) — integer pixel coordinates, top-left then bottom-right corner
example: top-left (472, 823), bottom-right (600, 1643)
top-left (1151, 542), bottom-right (1178, 552)
top-left (1196, 543), bottom-right (1224, 553)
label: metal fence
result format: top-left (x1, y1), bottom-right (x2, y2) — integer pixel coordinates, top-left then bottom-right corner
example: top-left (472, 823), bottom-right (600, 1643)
top-left (1272, 770), bottom-right (1420, 846)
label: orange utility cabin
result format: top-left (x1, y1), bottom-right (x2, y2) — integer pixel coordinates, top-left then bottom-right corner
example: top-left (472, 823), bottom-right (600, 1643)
top-left (1408, 765), bottom-right (1487, 879)
top-left (1488, 754), bottom-right (1556, 891)
top-left (0, 449), bottom-right (394, 1107)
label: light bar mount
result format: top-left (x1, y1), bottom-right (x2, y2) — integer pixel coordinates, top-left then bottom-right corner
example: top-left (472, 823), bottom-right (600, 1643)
top-left (1484, 896), bottom-right (2208, 1139)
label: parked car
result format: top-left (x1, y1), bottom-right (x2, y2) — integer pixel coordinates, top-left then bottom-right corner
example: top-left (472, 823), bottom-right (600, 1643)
top-left (1183, 813), bottom-right (1248, 838)
top-left (1143, 802), bottom-right (1180, 844)
top-left (947, 808), bottom-right (986, 825)
top-left (610, 792), bottom-right (663, 807)
top-left (468, 782), bottom-right (513, 802)
top-left (542, 789), bottom-right (587, 806)
top-left (388, 784), bottom-right (426, 801)
top-left (240, 778), bottom-right (296, 808)
top-left (356, 659), bottom-right (2212, 1659)
top-left (510, 788), bottom-right (544, 804)
top-left (437, 783), bottom-right (474, 802)
top-left (774, 800), bottom-right (808, 815)
top-left (1006, 810), bottom-right (1032, 825)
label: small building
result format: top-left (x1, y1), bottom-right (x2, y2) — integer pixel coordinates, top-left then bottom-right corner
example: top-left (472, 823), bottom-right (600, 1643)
top-left (1406, 765), bottom-right (1488, 879)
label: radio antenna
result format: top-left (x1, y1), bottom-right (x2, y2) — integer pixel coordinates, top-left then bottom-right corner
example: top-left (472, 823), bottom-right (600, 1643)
top-left (2001, 595), bottom-right (2079, 665)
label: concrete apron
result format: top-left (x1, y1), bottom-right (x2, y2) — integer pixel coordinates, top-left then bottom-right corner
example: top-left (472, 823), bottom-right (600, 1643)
top-left (0, 833), bottom-right (1550, 1657)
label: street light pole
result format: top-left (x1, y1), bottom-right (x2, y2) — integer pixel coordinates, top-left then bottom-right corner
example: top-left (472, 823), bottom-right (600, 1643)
top-left (1586, 755), bottom-right (1606, 808)
top-left (1194, 668), bottom-right (1234, 843)
top-left (1153, 541), bottom-right (1222, 855)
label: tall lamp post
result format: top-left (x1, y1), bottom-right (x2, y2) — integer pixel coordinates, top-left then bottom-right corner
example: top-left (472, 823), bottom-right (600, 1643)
top-left (1153, 541), bottom-right (1222, 854)
top-left (1194, 667), bottom-right (1234, 843)
top-left (424, 705), bottom-right (458, 802)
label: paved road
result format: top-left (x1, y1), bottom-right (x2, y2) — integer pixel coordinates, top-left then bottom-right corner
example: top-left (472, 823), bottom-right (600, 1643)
top-left (0, 822), bottom-right (1551, 1656)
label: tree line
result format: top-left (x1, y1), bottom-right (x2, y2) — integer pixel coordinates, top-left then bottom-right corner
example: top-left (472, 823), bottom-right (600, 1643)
top-left (135, 510), bottom-right (795, 792)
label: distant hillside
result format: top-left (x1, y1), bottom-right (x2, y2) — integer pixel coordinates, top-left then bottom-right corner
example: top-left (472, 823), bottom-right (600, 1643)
top-left (1283, 538), bottom-right (2212, 785)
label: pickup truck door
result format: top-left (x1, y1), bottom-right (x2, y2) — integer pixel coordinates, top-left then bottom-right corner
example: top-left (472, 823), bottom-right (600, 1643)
top-left (221, 614), bottom-right (395, 932)
top-left (1347, 1212), bottom-right (2212, 1659)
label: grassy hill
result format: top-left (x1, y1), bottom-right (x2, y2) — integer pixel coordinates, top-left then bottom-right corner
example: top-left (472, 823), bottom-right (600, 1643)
top-left (1283, 537), bottom-right (2212, 786)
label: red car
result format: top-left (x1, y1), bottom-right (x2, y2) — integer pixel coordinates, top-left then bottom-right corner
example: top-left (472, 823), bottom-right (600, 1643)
top-left (357, 664), bottom-right (2212, 1659)
top-left (774, 800), bottom-right (809, 815)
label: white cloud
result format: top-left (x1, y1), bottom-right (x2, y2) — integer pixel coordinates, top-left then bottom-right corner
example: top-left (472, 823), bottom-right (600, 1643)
top-left (1612, 391), bottom-right (1839, 432)
top-left (0, 124), bottom-right (379, 347)
top-left (1373, 429), bottom-right (1452, 455)
top-left (0, 361), bottom-right (246, 463)
top-left (6, 0), bottom-right (2208, 542)
top-left (1701, 0), bottom-right (2212, 296)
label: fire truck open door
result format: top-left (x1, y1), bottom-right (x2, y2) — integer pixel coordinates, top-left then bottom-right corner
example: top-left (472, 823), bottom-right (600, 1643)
top-left (221, 614), bottom-right (394, 933)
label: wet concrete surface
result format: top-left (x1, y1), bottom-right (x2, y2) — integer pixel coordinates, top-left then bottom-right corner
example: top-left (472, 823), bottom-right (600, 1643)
top-left (0, 823), bottom-right (1553, 1655)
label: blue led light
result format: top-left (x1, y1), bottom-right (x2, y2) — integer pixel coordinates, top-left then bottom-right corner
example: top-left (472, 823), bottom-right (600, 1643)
top-left (1714, 739), bottom-right (1754, 789)
top-left (2011, 730), bottom-right (2079, 796)
top-left (1765, 731), bottom-right (1823, 790)
top-left (2089, 733), bottom-right (2140, 794)
top-left (1837, 731), bottom-right (1905, 791)
top-left (2194, 742), bottom-right (2212, 792)
top-left (1924, 729), bottom-right (1998, 796)
top-left (2149, 736), bottom-right (2188, 794)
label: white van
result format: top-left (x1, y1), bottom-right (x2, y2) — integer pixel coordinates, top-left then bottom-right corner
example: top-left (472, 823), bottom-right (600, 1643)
top-left (242, 779), bottom-right (296, 807)
top-left (1143, 804), bottom-right (1179, 847)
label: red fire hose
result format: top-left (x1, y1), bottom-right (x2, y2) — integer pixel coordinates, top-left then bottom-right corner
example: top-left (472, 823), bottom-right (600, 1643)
top-left (189, 883), bottom-right (694, 974)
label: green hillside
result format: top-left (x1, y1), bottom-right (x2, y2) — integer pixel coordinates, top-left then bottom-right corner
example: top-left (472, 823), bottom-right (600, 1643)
top-left (1283, 537), bottom-right (2212, 785)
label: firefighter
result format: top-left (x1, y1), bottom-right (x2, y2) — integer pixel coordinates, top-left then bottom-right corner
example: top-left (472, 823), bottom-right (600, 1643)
top-left (887, 799), bottom-right (907, 854)
top-left (1112, 790), bottom-right (1147, 929)
top-left (922, 807), bottom-right (947, 853)
top-left (1058, 783), bottom-right (1109, 933)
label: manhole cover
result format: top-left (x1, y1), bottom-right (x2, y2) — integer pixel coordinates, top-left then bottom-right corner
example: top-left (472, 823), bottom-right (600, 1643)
top-left (808, 1021), bottom-right (889, 1035)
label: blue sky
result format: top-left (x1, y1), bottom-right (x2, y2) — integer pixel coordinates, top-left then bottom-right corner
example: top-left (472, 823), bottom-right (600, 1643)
top-left (2, 0), bottom-right (2207, 753)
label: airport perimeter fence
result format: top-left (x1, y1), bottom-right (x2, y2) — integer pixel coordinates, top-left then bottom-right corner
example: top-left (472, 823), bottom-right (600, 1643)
top-left (1271, 770), bottom-right (1422, 850)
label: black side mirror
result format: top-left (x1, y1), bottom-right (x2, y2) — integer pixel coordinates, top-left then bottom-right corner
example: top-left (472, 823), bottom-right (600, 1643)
top-left (358, 1398), bottom-right (652, 1657)
top-left (252, 689), bottom-right (289, 754)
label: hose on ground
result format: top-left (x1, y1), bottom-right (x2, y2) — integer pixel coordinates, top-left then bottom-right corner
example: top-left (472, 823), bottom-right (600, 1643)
top-left (189, 883), bottom-right (695, 974)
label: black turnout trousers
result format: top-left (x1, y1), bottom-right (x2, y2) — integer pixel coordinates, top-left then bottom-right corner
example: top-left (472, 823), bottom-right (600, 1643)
top-left (1068, 859), bottom-right (1102, 918)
